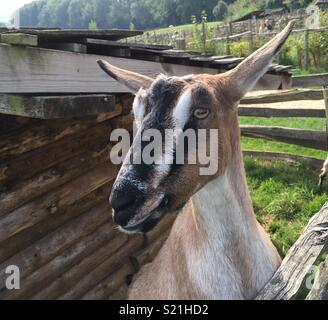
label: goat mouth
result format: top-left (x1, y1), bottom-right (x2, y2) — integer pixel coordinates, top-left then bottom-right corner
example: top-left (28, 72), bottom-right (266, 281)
top-left (121, 195), bottom-right (169, 233)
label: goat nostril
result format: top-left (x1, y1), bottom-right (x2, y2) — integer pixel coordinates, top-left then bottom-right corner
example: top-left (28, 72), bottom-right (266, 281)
top-left (111, 193), bottom-right (136, 213)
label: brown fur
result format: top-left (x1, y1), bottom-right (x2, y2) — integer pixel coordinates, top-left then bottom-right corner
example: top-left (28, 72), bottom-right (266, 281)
top-left (97, 22), bottom-right (295, 300)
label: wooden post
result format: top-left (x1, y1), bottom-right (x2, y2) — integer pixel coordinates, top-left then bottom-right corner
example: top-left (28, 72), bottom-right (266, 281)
top-left (176, 38), bottom-right (186, 51)
top-left (248, 19), bottom-right (253, 53)
top-left (202, 19), bottom-right (206, 54)
top-left (226, 24), bottom-right (231, 55)
top-left (304, 29), bottom-right (309, 70)
top-left (323, 85), bottom-right (328, 150)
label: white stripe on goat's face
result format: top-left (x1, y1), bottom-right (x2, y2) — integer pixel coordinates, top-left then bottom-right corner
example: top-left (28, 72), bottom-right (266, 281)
top-left (173, 89), bottom-right (192, 129)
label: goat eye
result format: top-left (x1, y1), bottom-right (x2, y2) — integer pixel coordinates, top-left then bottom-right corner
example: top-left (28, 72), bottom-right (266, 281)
top-left (193, 108), bottom-right (209, 119)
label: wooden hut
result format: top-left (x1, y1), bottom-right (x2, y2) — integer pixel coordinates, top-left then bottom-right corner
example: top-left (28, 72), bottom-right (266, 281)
top-left (0, 28), bottom-right (293, 300)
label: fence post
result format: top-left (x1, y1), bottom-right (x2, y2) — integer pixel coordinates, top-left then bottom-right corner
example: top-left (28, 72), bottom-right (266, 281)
top-left (248, 19), bottom-right (253, 53)
top-left (226, 24), bottom-right (231, 55)
top-left (324, 85), bottom-right (328, 150)
top-left (304, 29), bottom-right (309, 70)
top-left (202, 19), bottom-right (206, 53)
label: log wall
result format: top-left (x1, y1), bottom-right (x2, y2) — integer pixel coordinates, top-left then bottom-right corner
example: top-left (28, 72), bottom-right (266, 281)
top-left (0, 94), bottom-right (175, 300)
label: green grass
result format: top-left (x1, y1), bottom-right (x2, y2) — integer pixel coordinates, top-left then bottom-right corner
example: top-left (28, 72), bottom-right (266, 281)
top-left (245, 156), bottom-right (327, 257)
top-left (240, 116), bottom-right (327, 160)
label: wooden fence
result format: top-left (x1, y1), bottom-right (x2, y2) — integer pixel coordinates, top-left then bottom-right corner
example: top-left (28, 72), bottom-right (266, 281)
top-left (134, 17), bottom-right (328, 69)
top-left (238, 88), bottom-right (328, 151)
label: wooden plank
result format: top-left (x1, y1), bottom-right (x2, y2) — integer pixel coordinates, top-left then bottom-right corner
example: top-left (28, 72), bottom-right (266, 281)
top-left (292, 73), bottom-right (328, 88)
top-left (0, 161), bottom-right (118, 242)
top-left (2, 29), bottom-right (143, 42)
top-left (80, 38), bottom-right (172, 51)
top-left (0, 121), bottom-right (113, 187)
top-left (240, 125), bottom-right (326, 150)
top-left (0, 221), bottom-right (121, 300)
top-left (0, 44), bottom-right (164, 93)
top-left (189, 55), bottom-right (232, 62)
top-left (3, 224), bottom-right (126, 300)
top-left (238, 105), bottom-right (325, 118)
top-left (256, 202), bottom-right (328, 300)
top-left (39, 43), bottom-right (87, 53)
top-left (0, 94), bottom-right (118, 119)
top-left (240, 89), bottom-right (324, 104)
top-left (0, 115), bottom-right (36, 137)
top-left (0, 183), bottom-right (112, 265)
top-left (0, 140), bottom-right (112, 215)
top-left (0, 202), bottom-right (112, 292)
top-left (57, 235), bottom-right (145, 299)
top-left (0, 33), bottom-right (38, 47)
top-left (0, 114), bottom-right (113, 160)
top-left (0, 44), bottom-right (292, 93)
top-left (32, 232), bottom-right (130, 300)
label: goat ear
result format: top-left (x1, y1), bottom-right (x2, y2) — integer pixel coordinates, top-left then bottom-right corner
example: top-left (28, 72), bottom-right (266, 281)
top-left (97, 60), bottom-right (154, 94)
top-left (222, 21), bottom-right (295, 102)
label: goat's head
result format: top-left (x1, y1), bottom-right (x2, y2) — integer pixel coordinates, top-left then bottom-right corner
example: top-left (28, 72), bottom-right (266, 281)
top-left (98, 22), bottom-right (294, 234)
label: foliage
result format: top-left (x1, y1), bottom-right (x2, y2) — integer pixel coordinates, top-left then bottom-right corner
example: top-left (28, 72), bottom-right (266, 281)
top-left (213, 0), bottom-right (228, 21)
top-left (18, 0), bottom-right (219, 30)
top-left (88, 20), bottom-right (98, 30)
top-left (226, 0), bottom-right (266, 21)
top-left (16, 0), bottom-right (316, 30)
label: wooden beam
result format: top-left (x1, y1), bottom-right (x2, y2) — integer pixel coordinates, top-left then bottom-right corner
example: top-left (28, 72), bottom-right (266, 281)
top-left (0, 201), bottom-right (112, 291)
top-left (256, 202), bottom-right (328, 300)
top-left (0, 183), bottom-right (111, 266)
top-left (240, 89), bottom-right (324, 104)
top-left (0, 94), bottom-right (118, 119)
top-left (80, 38), bottom-right (172, 51)
top-left (0, 161), bottom-right (118, 243)
top-left (2, 29), bottom-right (143, 42)
top-left (238, 105), bottom-right (325, 118)
top-left (0, 113), bottom-right (115, 160)
top-left (0, 44), bottom-right (291, 93)
top-left (0, 43), bottom-right (164, 93)
top-left (240, 125), bottom-right (326, 150)
top-left (0, 141), bottom-right (112, 215)
top-left (292, 73), bottom-right (328, 88)
top-left (0, 221), bottom-right (120, 300)
top-left (39, 42), bottom-right (87, 53)
top-left (0, 33), bottom-right (38, 47)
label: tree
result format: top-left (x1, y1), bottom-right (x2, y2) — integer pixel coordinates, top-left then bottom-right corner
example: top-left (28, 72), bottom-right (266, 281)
top-left (213, 0), bottom-right (228, 21)
top-left (68, 0), bottom-right (85, 28)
